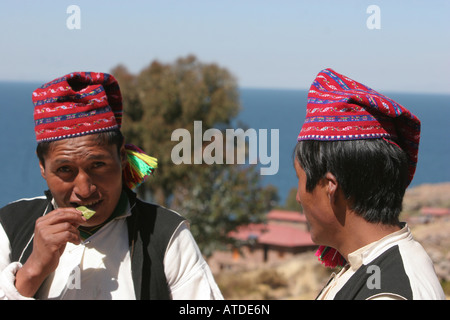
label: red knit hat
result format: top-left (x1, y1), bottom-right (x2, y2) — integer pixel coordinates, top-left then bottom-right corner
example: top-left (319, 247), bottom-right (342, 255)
top-left (297, 68), bottom-right (421, 185)
top-left (33, 72), bottom-right (122, 142)
top-left (33, 72), bottom-right (157, 190)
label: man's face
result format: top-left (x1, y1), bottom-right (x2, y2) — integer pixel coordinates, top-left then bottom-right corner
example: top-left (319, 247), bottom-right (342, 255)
top-left (294, 159), bottom-right (338, 246)
top-left (39, 134), bottom-right (126, 227)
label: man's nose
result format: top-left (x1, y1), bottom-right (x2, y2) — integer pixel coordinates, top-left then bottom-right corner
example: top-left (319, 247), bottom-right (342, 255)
top-left (73, 170), bottom-right (96, 198)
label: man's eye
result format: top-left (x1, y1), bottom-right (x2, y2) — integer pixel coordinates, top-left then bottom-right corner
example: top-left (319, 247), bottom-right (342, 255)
top-left (57, 166), bottom-right (72, 173)
top-left (93, 162), bottom-right (106, 168)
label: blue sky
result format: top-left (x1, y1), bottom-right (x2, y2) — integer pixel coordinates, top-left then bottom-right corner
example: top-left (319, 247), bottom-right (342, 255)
top-left (1, 0), bottom-right (449, 93)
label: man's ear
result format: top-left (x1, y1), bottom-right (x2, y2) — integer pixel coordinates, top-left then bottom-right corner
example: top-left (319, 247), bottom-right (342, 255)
top-left (120, 142), bottom-right (128, 169)
top-left (39, 161), bottom-right (46, 180)
top-left (324, 172), bottom-right (338, 202)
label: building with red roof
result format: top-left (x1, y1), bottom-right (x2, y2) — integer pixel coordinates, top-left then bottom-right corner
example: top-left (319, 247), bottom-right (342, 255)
top-left (266, 210), bottom-right (308, 224)
top-left (421, 207), bottom-right (450, 217)
top-left (209, 210), bottom-right (317, 272)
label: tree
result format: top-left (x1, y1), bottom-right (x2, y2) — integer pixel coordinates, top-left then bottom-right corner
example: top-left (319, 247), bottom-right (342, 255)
top-left (283, 187), bottom-right (302, 212)
top-left (111, 55), bottom-right (279, 255)
top-left (171, 164), bottom-right (278, 258)
top-left (112, 55), bottom-right (240, 206)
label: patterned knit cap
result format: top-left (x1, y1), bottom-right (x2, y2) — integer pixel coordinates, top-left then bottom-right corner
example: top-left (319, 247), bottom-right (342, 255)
top-left (297, 68), bottom-right (421, 185)
top-left (33, 72), bottom-right (122, 142)
top-left (32, 71), bottom-right (157, 189)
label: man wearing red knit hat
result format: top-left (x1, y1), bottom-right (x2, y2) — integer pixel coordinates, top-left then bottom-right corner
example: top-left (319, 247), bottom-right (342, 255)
top-left (0, 72), bottom-right (223, 300)
top-left (294, 68), bottom-right (445, 299)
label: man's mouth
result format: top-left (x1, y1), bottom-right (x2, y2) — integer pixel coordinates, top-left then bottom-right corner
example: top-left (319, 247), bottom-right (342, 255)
top-left (71, 199), bottom-right (102, 210)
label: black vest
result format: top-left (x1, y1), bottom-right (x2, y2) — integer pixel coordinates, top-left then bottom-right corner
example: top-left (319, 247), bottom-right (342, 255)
top-left (0, 189), bottom-right (185, 300)
top-left (332, 245), bottom-right (413, 300)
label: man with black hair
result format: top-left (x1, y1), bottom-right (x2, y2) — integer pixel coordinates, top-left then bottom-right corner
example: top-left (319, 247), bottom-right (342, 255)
top-left (294, 68), bottom-right (445, 300)
top-left (0, 72), bottom-right (223, 300)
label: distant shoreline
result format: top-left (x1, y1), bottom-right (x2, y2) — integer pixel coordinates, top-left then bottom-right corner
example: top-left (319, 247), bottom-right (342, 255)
top-left (1, 81), bottom-right (450, 96)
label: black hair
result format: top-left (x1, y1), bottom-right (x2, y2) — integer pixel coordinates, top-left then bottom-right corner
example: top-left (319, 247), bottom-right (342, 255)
top-left (293, 138), bottom-right (409, 225)
top-left (36, 130), bottom-right (124, 167)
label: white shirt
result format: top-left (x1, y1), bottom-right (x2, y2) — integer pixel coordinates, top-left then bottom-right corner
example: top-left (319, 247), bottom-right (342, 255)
top-left (0, 199), bottom-right (223, 300)
top-left (316, 224), bottom-right (445, 300)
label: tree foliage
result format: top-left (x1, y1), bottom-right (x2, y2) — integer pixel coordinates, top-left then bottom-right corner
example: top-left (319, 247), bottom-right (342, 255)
top-left (171, 164), bottom-right (279, 258)
top-left (283, 187), bottom-right (303, 212)
top-left (111, 55), bottom-right (279, 256)
top-left (113, 55), bottom-right (241, 205)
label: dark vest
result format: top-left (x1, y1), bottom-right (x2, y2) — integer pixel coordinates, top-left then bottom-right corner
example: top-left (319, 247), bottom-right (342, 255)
top-left (0, 189), bottom-right (185, 300)
top-left (332, 245), bottom-right (413, 300)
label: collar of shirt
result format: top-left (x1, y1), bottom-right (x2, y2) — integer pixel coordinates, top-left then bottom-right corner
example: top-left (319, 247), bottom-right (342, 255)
top-left (346, 222), bottom-right (411, 271)
top-left (316, 223), bottom-right (412, 300)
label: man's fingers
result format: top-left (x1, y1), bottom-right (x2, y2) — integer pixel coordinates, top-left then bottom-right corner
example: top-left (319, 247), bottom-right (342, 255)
top-left (33, 208), bottom-right (85, 252)
top-left (37, 207), bottom-right (86, 228)
top-left (36, 222), bottom-right (81, 243)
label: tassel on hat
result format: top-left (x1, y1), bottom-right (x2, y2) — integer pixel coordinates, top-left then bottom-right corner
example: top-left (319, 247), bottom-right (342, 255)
top-left (315, 245), bottom-right (346, 268)
top-left (123, 144), bottom-right (158, 190)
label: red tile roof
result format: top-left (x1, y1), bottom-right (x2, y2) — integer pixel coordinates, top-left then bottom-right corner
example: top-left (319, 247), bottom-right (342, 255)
top-left (229, 223), bottom-right (265, 241)
top-left (259, 224), bottom-right (314, 247)
top-left (266, 210), bottom-right (307, 223)
top-left (229, 223), bottom-right (314, 248)
top-left (421, 207), bottom-right (450, 216)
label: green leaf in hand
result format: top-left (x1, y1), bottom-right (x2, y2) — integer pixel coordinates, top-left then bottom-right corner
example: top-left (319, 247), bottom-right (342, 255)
top-left (77, 206), bottom-right (96, 220)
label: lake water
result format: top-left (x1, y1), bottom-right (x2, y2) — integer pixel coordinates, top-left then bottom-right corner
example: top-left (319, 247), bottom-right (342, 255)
top-left (0, 82), bottom-right (449, 207)
top-left (239, 88), bottom-right (450, 203)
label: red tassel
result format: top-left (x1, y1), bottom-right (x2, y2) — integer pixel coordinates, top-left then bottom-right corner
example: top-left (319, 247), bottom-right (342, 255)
top-left (315, 245), bottom-right (346, 268)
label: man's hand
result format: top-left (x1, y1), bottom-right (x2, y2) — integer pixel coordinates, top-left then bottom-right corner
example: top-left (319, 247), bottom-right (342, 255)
top-left (14, 208), bottom-right (86, 297)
